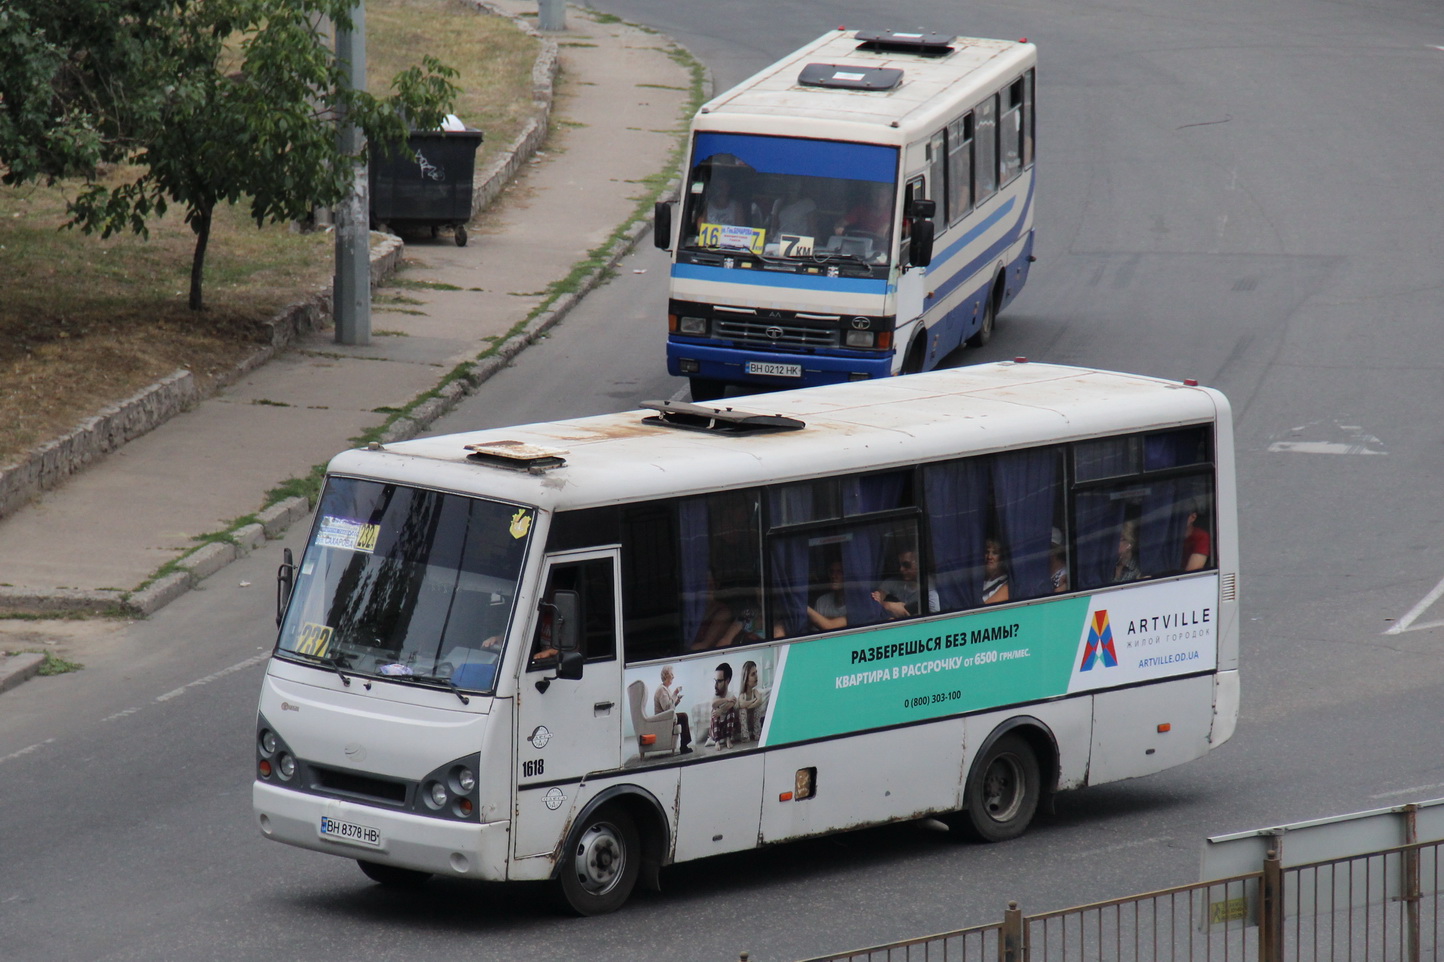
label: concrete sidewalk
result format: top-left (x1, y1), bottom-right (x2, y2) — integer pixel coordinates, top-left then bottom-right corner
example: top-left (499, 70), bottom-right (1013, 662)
top-left (0, 2), bottom-right (694, 622)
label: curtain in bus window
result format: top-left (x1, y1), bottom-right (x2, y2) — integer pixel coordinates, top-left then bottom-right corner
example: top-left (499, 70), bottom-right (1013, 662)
top-left (678, 498), bottom-right (710, 649)
top-left (679, 491), bottom-right (763, 651)
top-left (1144, 427), bottom-right (1209, 470)
top-left (837, 475), bottom-right (910, 627)
top-left (769, 535), bottom-right (811, 637)
top-left (923, 458), bottom-right (990, 611)
top-left (1075, 489), bottom-right (1129, 590)
top-left (991, 449), bottom-right (1060, 600)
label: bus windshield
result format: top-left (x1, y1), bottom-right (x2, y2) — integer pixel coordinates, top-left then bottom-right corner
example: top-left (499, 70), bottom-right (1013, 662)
top-left (680, 132), bottom-right (899, 266)
top-left (276, 478), bottom-right (535, 694)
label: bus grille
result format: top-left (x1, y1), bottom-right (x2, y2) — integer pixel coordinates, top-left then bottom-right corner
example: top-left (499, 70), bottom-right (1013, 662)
top-left (311, 764), bottom-right (408, 805)
top-left (715, 318), bottom-right (839, 350)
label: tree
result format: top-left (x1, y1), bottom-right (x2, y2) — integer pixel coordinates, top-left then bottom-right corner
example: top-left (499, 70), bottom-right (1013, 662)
top-left (1, 0), bottom-right (458, 310)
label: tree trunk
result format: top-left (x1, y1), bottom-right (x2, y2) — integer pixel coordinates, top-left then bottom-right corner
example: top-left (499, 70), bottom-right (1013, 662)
top-left (189, 204), bottom-right (213, 311)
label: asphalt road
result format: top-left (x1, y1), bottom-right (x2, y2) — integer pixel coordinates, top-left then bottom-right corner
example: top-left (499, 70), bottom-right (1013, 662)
top-left (3, 0), bottom-right (1444, 959)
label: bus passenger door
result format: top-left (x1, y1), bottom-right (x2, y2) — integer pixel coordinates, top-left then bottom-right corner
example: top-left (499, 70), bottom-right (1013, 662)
top-left (895, 175), bottom-right (931, 368)
top-left (512, 550), bottom-right (623, 859)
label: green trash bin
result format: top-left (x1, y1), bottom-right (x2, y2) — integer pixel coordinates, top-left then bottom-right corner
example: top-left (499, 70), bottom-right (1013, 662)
top-left (369, 129), bottom-right (484, 246)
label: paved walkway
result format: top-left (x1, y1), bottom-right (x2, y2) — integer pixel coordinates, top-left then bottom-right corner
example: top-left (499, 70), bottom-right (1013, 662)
top-left (0, 1), bottom-right (692, 626)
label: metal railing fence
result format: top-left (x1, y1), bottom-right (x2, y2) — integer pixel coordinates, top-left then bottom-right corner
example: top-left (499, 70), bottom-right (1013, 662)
top-left (793, 838), bottom-right (1444, 962)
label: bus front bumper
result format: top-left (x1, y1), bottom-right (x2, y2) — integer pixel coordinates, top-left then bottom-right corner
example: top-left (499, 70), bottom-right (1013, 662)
top-left (667, 338), bottom-right (895, 389)
top-left (253, 780), bottom-right (512, 881)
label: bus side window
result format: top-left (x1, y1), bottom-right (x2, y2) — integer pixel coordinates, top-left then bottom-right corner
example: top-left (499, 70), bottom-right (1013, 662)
top-left (531, 559), bottom-right (616, 670)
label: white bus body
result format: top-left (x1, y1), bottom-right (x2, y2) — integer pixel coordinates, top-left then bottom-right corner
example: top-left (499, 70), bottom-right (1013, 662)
top-left (657, 29), bottom-right (1037, 400)
top-left (253, 362), bottom-right (1239, 914)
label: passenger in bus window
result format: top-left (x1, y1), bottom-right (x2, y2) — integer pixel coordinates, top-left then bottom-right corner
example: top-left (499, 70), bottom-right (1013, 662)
top-left (982, 538), bottom-right (1011, 605)
top-left (834, 181), bottom-right (891, 238)
top-left (527, 601), bottom-right (559, 668)
top-left (807, 560), bottom-right (849, 631)
top-left (873, 549), bottom-right (938, 619)
top-left (706, 662), bottom-right (740, 751)
top-left (772, 180), bottom-right (818, 237)
top-left (700, 173), bottom-right (748, 227)
top-left (1112, 521), bottom-right (1143, 584)
top-left (1181, 499), bottom-right (1211, 571)
top-left (691, 571), bottom-right (742, 650)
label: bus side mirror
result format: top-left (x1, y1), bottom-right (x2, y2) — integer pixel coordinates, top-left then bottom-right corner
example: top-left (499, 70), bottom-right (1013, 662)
top-left (909, 218), bottom-right (935, 268)
top-left (276, 548), bottom-right (294, 627)
top-left (552, 589), bottom-right (581, 652)
top-left (653, 201), bottom-right (673, 251)
top-left (556, 650), bottom-right (584, 681)
top-left (908, 198), bottom-right (936, 219)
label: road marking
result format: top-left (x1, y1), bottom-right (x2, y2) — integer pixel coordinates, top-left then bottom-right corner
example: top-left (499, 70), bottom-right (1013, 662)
top-left (155, 653), bottom-right (269, 702)
top-left (1384, 573), bottom-right (1444, 634)
top-left (0, 739), bottom-right (55, 765)
top-left (4, 655), bottom-right (270, 765)
top-left (1268, 419), bottom-right (1386, 455)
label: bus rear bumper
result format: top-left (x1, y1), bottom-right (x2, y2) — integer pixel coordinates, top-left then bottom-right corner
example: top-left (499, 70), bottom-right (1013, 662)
top-left (667, 339), bottom-right (895, 390)
top-left (253, 780), bottom-right (511, 881)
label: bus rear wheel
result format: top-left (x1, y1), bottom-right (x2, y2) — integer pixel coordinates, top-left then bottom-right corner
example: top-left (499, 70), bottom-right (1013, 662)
top-left (558, 806), bottom-right (640, 916)
top-left (959, 733), bottom-right (1040, 842)
top-left (357, 860), bottom-right (431, 888)
top-left (966, 290), bottom-right (996, 348)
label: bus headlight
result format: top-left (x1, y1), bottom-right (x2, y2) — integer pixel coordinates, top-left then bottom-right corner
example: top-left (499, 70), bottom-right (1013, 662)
top-left (453, 767), bottom-right (477, 794)
top-left (277, 753), bottom-right (296, 780)
top-left (678, 316), bottom-right (709, 336)
top-left (845, 330), bottom-right (876, 348)
top-left (259, 729), bottom-right (277, 757)
top-left (426, 781), bottom-right (449, 809)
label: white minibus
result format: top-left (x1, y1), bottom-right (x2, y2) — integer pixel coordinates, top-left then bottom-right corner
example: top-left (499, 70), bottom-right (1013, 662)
top-left (253, 361), bottom-right (1239, 914)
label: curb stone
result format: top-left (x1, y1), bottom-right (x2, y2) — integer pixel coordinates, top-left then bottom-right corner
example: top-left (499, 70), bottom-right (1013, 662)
top-left (0, 652), bottom-right (47, 694)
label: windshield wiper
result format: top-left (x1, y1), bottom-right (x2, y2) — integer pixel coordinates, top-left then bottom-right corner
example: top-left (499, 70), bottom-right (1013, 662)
top-left (322, 651), bottom-right (352, 686)
top-left (384, 671), bottom-right (471, 705)
top-left (811, 249), bottom-right (873, 266)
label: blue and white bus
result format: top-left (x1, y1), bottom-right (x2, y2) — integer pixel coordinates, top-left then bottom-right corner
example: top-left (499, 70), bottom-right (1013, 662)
top-left (655, 28), bottom-right (1037, 400)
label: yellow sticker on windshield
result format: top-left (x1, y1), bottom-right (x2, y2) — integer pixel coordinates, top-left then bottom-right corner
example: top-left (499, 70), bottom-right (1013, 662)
top-left (509, 508), bottom-right (533, 540)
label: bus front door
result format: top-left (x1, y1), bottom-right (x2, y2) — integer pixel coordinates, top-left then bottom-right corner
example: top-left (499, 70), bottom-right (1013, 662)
top-left (512, 551), bottom-right (623, 861)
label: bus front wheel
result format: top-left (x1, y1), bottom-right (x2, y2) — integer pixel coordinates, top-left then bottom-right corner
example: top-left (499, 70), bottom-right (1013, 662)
top-left (558, 806), bottom-right (640, 916)
top-left (959, 733), bottom-right (1040, 842)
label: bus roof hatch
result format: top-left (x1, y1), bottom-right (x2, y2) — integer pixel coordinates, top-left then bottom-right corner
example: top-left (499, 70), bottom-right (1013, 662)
top-left (640, 400), bottom-right (806, 434)
top-left (853, 29), bottom-right (957, 56)
top-left (797, 63), bottom-right (904, 91)
top-left (464, 439), bottom-right (568, 471)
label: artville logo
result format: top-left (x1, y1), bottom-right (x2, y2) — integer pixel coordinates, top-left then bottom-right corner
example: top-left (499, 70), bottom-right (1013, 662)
top-left (1080, 610), bottom-right (1119, 671)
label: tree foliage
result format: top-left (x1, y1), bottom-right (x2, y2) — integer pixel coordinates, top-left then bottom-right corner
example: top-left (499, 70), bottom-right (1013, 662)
top-left (0, 0), bottom-right (458, 309)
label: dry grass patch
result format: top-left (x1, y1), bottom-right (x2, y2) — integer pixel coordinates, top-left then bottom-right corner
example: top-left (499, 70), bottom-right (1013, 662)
top-left (0, 0), bottom-right (539, 467)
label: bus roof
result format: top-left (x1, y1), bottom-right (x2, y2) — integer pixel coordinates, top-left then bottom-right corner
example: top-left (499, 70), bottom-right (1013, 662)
top-left (693, 28), bottom-right (1036, 140)
top-left (330, 363), bottom-right (1228, 512)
